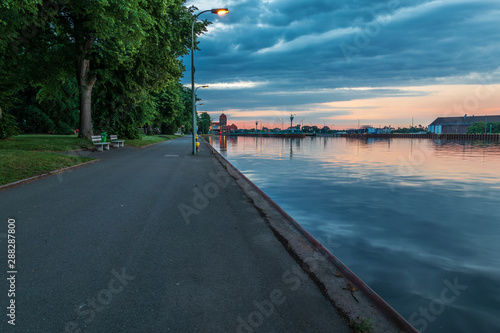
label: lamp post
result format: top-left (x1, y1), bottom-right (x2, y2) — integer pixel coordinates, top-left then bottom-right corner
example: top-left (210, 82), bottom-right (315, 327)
top-left (191, 8), bottom-right (229, 155)
top-left (194, 86), bottom-right (208, 135)
top-left (196, 101), bottom-right (206, 133)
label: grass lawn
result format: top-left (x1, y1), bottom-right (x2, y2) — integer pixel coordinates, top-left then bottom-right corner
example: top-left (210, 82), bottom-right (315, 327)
top-left (125, 135), bottom-right (181, 147)
top-left (0, 134), bottom-right (182, 186)
top-left (0, 135), bottom-right (93, 186)
top-left (0, 150), bottom-right (94, 186)
top-left (0, 134), bottom-right (93, 151)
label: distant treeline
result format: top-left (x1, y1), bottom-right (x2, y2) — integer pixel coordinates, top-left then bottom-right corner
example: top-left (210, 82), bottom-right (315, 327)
top-left (466, 122), bottom-right (500, 134)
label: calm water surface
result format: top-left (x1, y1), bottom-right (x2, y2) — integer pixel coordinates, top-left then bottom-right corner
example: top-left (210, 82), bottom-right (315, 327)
top-left (209, 136), bottom-right (500, 333)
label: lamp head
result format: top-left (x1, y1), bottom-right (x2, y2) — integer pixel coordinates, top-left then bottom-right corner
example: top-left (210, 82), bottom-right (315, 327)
top-left (211, 8), bottom-right (229, 15)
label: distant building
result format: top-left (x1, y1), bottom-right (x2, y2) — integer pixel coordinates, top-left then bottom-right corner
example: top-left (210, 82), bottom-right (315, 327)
top-left (355, 126), bottom-right (376, 134)
top-left (211, 114), bottom-right (236, 134)
top-left (220, 113), bottom-right (227, 134)
top-left (227, 124), bottom-right (238, 132)
top-left (210, 121), bottom-right (220, 134)
top-left (428, 115), bottom-right (500, 134)
top-left (375, 127), bottom-right (391, 134)
top-left (345, 126), bottom-right (389, 134)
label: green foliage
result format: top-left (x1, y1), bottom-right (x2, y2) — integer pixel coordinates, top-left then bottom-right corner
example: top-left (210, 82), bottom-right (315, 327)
top-left (9, 80), bottom-right (79, 134)
top-left (0, 112), bottom-right (20, 139)
top-left (154, 81), bottom-right (189, 135)
top-left (18, 105), bottom-right (55, 133)
top-left (0, 1), bottom-right (207, 139)
top-left (179, 86), bottom-right (195, 133)
top-left (392, 125), bottom-right (426, 133)
top-left (198, 112), bottom-right (211, 134)
top-left (91, 92), bottom-right (144, 139)
top-left (466, 121), bottom-right (500, 134)
top-left (55, 121), bottom-right (76, 135)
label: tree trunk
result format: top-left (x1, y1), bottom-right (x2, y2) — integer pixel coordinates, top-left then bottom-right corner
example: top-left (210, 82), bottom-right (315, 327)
top-left (77, 57), bottom-right (96, 138)
top-left (74, 27), bottom-right (96, 139)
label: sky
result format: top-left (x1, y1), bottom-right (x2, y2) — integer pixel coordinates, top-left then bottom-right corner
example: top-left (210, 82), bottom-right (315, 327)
top-left (182, 0), bottom-right (500, 130)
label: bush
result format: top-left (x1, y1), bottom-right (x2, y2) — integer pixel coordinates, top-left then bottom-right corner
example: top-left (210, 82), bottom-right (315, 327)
top-left (0, 113), bottom-right (20, 139)
top-left (54, 120), bottom-right (76, 135)
top-left (17, 105), bottom-right (56, 133)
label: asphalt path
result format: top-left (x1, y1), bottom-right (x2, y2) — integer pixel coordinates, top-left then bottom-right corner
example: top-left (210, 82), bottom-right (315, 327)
top-left (0, 136), bottom-right (350, 332)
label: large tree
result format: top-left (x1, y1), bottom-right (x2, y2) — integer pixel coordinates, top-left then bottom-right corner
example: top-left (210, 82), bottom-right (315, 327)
top-left (198, 112), bottom-right (211, 134)
top-left (1, 0), bottom-right (206, 138)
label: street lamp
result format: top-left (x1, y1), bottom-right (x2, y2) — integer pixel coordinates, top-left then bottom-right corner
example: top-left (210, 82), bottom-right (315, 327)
top-left (195, 85), bottom-right (209, 92)
top-left (191, 8), bottom-right (228, 155)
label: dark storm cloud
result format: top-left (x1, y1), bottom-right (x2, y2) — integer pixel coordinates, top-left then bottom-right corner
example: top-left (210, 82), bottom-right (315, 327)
top-left (185, 0), bottom-right (500, 117)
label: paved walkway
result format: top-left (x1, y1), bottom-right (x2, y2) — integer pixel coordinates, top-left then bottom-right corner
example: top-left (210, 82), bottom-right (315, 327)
top-left (0, 137), bottom-right (350, 332)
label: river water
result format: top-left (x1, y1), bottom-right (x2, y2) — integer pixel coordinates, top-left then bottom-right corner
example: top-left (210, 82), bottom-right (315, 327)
top-left (208, 135), bottom-right (500, 333)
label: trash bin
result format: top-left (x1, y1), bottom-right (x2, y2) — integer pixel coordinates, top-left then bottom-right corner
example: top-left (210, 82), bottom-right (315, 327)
top-left (101, 133), bottom-right (108, 143)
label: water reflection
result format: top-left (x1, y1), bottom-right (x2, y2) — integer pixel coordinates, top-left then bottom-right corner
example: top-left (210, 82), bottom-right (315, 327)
top-left (219, 135), bottom-right (227, 154)
top-left (209, 136), bottom-right (500, 333)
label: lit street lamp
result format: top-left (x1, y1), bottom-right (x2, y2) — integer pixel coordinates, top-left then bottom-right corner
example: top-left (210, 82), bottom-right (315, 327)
top-left (191, 8), bottom-right (228, 155)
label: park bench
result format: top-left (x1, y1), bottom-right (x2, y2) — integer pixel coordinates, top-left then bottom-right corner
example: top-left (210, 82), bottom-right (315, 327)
top-left (91, 135), bottom-right (110, 152)
top-left (110, 135), bottom-right (125, 148)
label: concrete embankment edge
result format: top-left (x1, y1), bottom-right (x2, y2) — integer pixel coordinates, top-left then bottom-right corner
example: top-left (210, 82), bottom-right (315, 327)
top-left (203, 139), bottom-right (417, 333)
